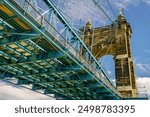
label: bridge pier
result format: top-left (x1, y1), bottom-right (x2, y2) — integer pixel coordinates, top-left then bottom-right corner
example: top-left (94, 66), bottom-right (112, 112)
top-left (82, 11), bottom-right (138, 98)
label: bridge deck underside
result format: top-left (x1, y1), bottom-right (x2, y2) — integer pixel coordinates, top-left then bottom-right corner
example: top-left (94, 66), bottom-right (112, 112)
top-left (0, 0), bottom-right (121, 100)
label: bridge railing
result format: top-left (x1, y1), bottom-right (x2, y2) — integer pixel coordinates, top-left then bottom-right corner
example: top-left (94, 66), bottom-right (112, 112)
top-left (11, 0), bottom-right (120, 97)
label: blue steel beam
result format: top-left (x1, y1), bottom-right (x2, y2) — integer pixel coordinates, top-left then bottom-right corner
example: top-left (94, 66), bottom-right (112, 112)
top-left (14, 42), bottom-right (35, 55)
top-left (43, 0), bottom-right (115, 88)
top-left (16, 78), bottom-right (88, 89)
top-left (3, 45), bottom-right (22, 57)
top-left (3, 75), bottom-right (116, 99)
top-left (0, 0), bottom-right (90, 75)
top-left (2, 65), bottom-right (81, 78)
top-left (1, 45), bottom-right (29, 62)
top-left (14, 75), bottom-right (99, 90)
top-left (1, 0), bottom-right (121, 99)
top-left (3, 15), bottom-right (18, 21)
top-left (18, 79), bottom-right (103, 91)
top-left (0, 10), bottom-right (28, 32)
top-left (0, 18), bottom-right (12, 29)
top-left (27, 81), bottom-right (77, 100)
top-left (34, 86), bottom-right (76, 100)
top-left (44, 89), bottom-right (98, 100)
top-left (0, 56), bottom-right (9, 64)
top-left (1, 42), bottom-right (59, 74)
top-left (1, 42), bottom-right (60, 74)
top-left (26, 40), bottom-right (46, 52)
top-left (99, 93), bottom-right (114, 97)
top-left (0, 50), bottom-right (18, 61)
top-left (0, 33), bottom-right (41, 45)
top-left (54, 88), bottom-right (106, 99)
top-left (0, 67), bottom-right (16, 75)
top-left (1, 79), bottom-right (58, 99)
top-left (43, 0), bottom-right (111, 78)
top-left (1, 50), bottom-right (65, 65)
top-left (95, 88), bottom-right (110, 93)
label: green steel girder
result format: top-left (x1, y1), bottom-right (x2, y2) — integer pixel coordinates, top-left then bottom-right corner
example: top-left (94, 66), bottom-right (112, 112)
top-left (26, 40), bottom-right (46, 52)
top-left (3, 15), bottom-right (18, 22)
top-left (95, 88), bottom-right (110, 93)
top-left (68, 92), bottom-right (113, 100)
top-left (43, 0), bottom-right (111, 79)
top-left (1, 50), bottom-right (65, 66)
top-left (4, 0), bottom-right (113, 96)
top-left (42, 83), bottom-right (100, 94)
top-left (0, 35), bottom-right (44, 63)
top-left (0, 50), bottom-right (18, 61)
top-left (30, 82), bottom-right (76, 100)
top-left (45, 87), bottom-right (106, 100)
top-left (3, 65), bottom-right (23, 74)
top-left (1, 63), bottom-right (38, 75)
top-left (0, 31), bottom-right (41, 45)
top-left (30, 73), bottom-right (92, 83)
top-left (32, 84), bottom-right (47, 90)
top-left (0, 67), bottom-right (16, 76)
top-left (0, 10), bottom-right (27, 32)
top-left (31, 62), bottom-right (44, 68)
top-left (1, 44), bottom-right (34, 65)
top-left (2, 62), bottom-right (119, 99)
top-left (2, 65), bottom-right (81, 78)
top-left (61, 87), bottom-right (95, 94)
top-left (44, 89), bottom-right (89, 100)
top-left (0, 0), bottom-right (122, 99)
top-left (0, 56), bottom-right (9, 64)
top-left (0, 49), bottom-right (61, 76)
top-left (1, 45), bottom-right (28, 62)
top-left (64, 74), bottom-right (93, 81)
top-left (99, 93), bottom-right (114, 97)
top-left (15, 76), bottom-right (101, 91)
top-left (53, 93), bottom-right (73, 100)
top-left (19, 63), bottom-right (39, 73)
top-left (6, 64), bottom-right (37, 74)
top-left (14, 42), bottom-right (35, 55)
top-left (69, 92), bottom-right (97, 97)
top-left (1, 55), bottom-right (57, 76)
top-left (21, 76), bottom-right (41, 84)
top-left (17, 79), bottom-right (33, 85)
top-left (0, 19), bottom-right (11, 29)
top-left (3, 45), bottom-right (22, 57)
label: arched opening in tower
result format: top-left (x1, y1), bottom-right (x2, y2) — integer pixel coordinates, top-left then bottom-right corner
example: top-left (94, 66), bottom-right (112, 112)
top-left (98, 55), bottom-right (116, 86)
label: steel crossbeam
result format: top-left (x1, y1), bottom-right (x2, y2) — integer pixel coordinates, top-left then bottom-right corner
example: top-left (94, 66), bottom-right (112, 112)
top-left (0, 0), bottom-right (123, 100)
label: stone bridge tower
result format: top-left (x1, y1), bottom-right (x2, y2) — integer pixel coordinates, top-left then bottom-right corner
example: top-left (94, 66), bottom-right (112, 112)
top-left (82, 12), bottom-right (137, 98)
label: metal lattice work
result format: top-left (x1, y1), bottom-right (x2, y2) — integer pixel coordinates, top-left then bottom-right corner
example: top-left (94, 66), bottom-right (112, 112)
top-left (0, 0), bottom-right (142, 100)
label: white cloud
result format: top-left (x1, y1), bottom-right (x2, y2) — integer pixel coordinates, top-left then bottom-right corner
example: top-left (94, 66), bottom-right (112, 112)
top-left (111, 0), bottom-right (140, 9)
top-left (1, 77), bottom-right (150, 99)
top-left (0, 81), bottom-right (55, 100)
top-left (39, 0), bottom-right (150, 31)
top-left (1, 0), bottom-right (150, 100)
top-left (50, 0), bottom-right (150, 29)
top-left (111, 0), bottom-right (150, 9)
top-left (143, 0), bottom-right (150, 5)
top-left (136, 63), bottom-right (150, 73)
top-left (50, 0), bottom-right (114, 28)
top-left (136, 77), bottom-right (150, 99)
top-left (107, 70), bottom-right (112, 75)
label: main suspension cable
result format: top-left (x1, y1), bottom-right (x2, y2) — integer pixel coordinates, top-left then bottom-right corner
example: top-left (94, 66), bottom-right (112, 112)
top-left (106, 0), bottom-right (117, 18)
top-left (91, 0), bottom-right (117, 26)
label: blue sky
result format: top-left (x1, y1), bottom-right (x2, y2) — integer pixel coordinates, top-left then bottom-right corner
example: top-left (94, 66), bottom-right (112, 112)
top-left (99, 0), bottom-right (150, 79)
top-left (128, 1), bottom-right (150, 77)
top-left (0, 0), bottom-right (150, 99)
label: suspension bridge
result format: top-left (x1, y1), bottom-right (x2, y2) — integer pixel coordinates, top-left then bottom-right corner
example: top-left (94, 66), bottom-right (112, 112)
top-left (0, 0), bottom-right (147, 100)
